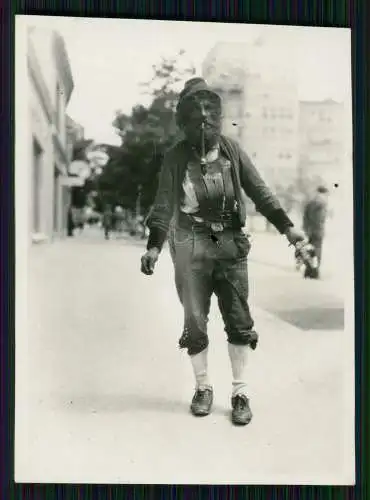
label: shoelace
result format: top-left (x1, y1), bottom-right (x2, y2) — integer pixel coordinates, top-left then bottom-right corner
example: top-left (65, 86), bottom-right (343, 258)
top-left (194, 389), bottom-right (211, 401)
top-left (234, 396), bottom-right (248, 410)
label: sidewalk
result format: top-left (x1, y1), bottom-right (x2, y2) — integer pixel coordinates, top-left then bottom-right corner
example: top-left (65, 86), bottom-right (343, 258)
top-left (16, 235), bottom-right (354, 484)
top-left (248, 228), bottom-right (343, 280)
top-left (55, 224), bottom-right (344, 285)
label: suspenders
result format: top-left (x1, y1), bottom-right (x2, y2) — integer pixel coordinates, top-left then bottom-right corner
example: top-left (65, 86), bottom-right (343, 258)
top-left (186, 156), bottom-right (236, 221)
top-left (173, 137), bottom-right (244, 227)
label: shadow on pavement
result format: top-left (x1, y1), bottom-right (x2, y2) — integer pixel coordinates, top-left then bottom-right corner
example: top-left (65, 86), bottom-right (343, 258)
top-left (60, 393), bottom-right (226, 416)
top-left (272, 307), bottom-right (345, 331)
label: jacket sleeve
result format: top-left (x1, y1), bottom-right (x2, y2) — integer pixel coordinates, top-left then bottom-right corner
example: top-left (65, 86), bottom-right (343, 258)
top-left (238, 145), bottom-right (294, 234)
top-left (145, 149), bottom-right (175, 251)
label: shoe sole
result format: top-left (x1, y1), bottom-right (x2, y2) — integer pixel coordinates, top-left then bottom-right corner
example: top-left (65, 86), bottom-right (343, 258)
top-left (232, 418), bottom-right (252, 426)
top-left (190, 407), bottom-right (212, 417)
top-left (231, 413), bottom-right (253, 426)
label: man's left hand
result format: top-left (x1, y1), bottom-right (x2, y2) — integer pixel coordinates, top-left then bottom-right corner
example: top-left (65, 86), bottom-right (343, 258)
top-left (284, 226), bottom-right (306, 247)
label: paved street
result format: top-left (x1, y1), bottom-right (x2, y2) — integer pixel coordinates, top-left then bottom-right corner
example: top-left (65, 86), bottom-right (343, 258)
top-left (15, 230), bottom-right (355, 485)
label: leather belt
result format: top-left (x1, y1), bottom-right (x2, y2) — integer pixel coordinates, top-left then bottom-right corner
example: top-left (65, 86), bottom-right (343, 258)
top-left (177, 211), bottom-right (238, 232)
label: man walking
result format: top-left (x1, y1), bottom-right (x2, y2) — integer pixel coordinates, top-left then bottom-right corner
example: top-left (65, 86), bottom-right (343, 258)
top-left (302, 186), bottom-right (329, 279)
top-left (140, 78), bottom-right (306, 426)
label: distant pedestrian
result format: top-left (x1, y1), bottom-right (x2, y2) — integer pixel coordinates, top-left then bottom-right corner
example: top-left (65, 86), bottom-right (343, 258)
top-left (67, 206), bottom-right (74, 237)
top-left (102, 205), bottom-right (113, 240)
top-left (115, 205), bottom-right (124, 234)
top-left (302, 186), bottom-right (329, 279)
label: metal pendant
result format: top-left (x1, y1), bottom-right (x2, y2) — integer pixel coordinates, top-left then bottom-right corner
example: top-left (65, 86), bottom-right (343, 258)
top-left (211, 222), bottom-right (224, 232)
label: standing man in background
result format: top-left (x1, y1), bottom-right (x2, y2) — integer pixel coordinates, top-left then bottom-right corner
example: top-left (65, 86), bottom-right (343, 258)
top-left (302, 186), bottom-right (329, 279)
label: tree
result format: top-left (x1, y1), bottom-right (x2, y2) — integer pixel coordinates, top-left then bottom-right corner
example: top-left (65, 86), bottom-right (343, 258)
top-left (69, 138), bottom-right (95, 209)
top-left (95, 51), bottom-right (195, 214)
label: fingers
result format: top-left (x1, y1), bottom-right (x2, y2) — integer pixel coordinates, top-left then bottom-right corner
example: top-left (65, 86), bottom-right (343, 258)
top-left (250, 340), bottom-right (258, 350)
top-left (141, 256), bottom-right (154, 275)
top-left (140, 256), bottom-right (150, 275)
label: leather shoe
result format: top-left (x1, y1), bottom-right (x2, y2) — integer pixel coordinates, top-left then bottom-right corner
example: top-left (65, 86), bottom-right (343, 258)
top-left (231, 394), bottom-right (253, 425)
top-left (190, 388), bottom-right (213, 416)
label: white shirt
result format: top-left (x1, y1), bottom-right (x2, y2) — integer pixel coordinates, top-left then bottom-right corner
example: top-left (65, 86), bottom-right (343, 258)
top-left (181, 145), bottom-right (220, 220)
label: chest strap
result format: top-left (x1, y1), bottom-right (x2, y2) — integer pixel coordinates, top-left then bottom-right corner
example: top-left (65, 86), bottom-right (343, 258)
top-left (186, 157), bottom-right (236, 221)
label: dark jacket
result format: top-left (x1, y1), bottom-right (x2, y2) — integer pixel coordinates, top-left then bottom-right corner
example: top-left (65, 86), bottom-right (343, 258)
top-left (303, 197), bottom-right (328, 239)
top-left (146, 135), bottom-right (293, 251)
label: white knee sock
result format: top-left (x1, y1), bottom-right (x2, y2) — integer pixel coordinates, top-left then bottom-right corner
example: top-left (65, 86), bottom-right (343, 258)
top-left (190, 348), bottom-right (211, 390)
top-left (228, 343), bottom-right (249, 396)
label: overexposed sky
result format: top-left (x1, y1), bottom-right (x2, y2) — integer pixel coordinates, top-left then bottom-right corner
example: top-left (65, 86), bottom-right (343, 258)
top-left (19, 16), bottom-right (352, 145)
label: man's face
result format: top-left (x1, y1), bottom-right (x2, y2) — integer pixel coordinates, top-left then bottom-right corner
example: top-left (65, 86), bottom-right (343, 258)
top-left (178, 91), bottom-right (222, 150)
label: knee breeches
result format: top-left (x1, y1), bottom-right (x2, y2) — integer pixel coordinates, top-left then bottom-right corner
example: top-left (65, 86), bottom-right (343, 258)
top-left (169, 226), bottom-right (258, 356)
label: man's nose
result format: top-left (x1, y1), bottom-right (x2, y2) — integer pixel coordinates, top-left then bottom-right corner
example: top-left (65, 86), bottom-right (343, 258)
top-left (199, 102), bottom-right (207, 121)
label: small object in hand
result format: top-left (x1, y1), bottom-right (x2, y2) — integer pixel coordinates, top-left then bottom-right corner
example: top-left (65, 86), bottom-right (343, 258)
top-left (295, 242), bottom-right (319, 278)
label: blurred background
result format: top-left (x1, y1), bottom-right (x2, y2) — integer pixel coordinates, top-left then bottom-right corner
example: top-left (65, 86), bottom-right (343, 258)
top-left (21, 17), bottom-right (351, 244)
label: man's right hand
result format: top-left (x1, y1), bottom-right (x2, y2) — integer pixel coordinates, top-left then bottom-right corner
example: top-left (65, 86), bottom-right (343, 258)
top-left (140, 248), bottom-right (160, 275)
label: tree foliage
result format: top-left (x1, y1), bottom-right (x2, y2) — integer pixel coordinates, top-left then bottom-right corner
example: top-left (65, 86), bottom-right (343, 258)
top-left (94, 51), bottom-right (195, 213)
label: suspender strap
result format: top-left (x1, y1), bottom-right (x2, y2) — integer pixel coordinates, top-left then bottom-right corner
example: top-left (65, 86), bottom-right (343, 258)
top-left (219, 136), bottom-right (245, 227)
top-left (220, 158), bottom-right (236, 212)
top-left (186, 161), bottom-right (212, 218)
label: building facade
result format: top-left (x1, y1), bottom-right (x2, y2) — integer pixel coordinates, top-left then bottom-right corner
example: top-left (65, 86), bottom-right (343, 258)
top-left (202, 40), bottom-right (300, 191)
top-left (66, 115), bottom-right (85, 143)
top-left (298, 99), bottom-right (345, 192)
top-left (27, 26), bottom-right (76, 243)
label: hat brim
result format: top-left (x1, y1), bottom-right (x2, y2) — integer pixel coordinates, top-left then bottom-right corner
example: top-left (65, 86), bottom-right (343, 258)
top-left (179, 82), bottom-right (221, 104)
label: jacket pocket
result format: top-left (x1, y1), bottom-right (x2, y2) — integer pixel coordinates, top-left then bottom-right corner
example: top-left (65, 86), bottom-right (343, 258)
top-left (233, 231), bottom-right (251, 259)
top-left (174, 227), bottom-right (193, 245)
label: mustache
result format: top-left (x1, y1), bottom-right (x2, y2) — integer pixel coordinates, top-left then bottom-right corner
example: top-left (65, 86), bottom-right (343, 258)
top-left (192, 118), bottom-right (220, 130)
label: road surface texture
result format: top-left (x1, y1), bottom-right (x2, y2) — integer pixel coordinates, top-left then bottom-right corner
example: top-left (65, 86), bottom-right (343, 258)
top-left (15, 228), bottom-right (355, 485)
